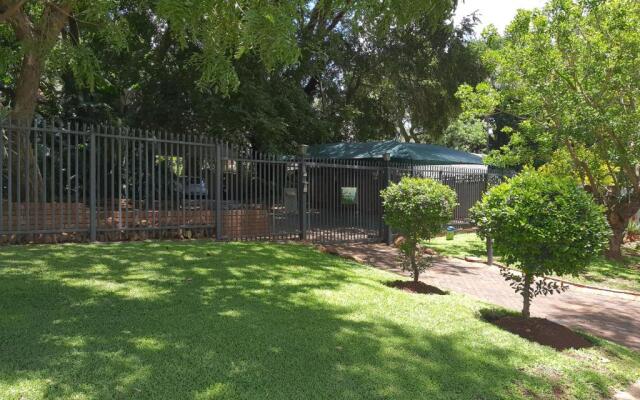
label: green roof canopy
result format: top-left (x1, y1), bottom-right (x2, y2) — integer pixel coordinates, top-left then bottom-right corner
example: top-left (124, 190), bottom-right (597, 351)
top-left (307, 140), bottom-right (483, 165)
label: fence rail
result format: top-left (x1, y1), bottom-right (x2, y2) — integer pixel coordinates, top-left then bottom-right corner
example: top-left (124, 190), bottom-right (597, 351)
top-left (0, 121), bottom-right (511, 244)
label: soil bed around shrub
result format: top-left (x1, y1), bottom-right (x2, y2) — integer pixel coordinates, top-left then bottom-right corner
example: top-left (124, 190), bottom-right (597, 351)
top-left (387, 280), bottom-right (447, 295)
top-left (487, 315), bottom-right (593, 351)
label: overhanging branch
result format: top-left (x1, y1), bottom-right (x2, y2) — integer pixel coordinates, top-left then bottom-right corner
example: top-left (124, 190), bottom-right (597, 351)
top-left (0, 0), bottom-right (27, 23)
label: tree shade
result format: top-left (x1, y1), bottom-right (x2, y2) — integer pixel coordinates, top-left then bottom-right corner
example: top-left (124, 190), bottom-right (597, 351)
top-left (307, 141), bottom-right (483, 164)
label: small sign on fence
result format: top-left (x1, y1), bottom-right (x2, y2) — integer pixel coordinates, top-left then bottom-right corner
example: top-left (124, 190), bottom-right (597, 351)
top-left (341, 187), bottom-right (358, 205)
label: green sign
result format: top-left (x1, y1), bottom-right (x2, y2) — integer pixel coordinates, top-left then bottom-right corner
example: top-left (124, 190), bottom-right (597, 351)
top-left (341, 187), bottom-right (357, 205)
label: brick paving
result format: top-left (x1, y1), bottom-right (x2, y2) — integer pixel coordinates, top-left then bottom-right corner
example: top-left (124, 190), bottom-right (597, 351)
top-left (323, 243), bottom-right (640, 351)
top-left (614, 380), bottom-right (640, 400)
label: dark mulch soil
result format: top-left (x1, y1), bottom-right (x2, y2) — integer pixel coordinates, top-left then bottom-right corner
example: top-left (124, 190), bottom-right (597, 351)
top-left (488, 316), bottom-right (593, 351)
top-left (386, 280), bottom-right (447, 295)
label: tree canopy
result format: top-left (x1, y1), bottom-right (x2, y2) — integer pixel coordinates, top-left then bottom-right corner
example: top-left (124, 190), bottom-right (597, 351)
top-left (0, 0), bottom-right (487, 152)
top-left (460, 0), bottom-right (640, 259)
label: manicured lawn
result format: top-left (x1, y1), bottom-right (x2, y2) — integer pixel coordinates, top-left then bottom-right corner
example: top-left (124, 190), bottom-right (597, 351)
top-left (568, 253), bottom-right (640, 293)
top-left (426, 233), bottom-right (640, 293)
top-left (426, 232), bottom-right (490, 259)
top-left (1, 241), bottom-right (639, 399)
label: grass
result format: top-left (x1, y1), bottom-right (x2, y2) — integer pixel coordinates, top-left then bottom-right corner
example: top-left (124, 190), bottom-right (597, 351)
top-left (0, 241), bottom-right (639, 400)
top-left (425, 233), bottom-right (640, 293)
top-left (426, 232), bottom-right (490, 259)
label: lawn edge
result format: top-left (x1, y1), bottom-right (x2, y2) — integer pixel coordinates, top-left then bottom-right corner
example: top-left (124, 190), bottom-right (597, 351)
top-left (316, 239), bottom-right (640, 298)
top-left (448, 255), bottom-right (640, 298)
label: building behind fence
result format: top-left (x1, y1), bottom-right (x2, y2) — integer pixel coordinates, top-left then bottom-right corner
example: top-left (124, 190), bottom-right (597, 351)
top-left (0, 121), bottom-right (511, 244)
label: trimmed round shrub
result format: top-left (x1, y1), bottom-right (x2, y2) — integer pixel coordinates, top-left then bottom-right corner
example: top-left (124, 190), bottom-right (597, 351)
top-left (470, 169), bottom-right (610, 317)
top-left (381, 177), bottom-right (458, 282)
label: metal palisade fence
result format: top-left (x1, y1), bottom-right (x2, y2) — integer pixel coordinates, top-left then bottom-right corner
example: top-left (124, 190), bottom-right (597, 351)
top-left (0, 120), bottom-right (512, 244)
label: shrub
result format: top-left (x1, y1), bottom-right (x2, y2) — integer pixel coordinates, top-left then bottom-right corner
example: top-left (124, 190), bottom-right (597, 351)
top-left (381, 177), bottom-right (457, 282)
top-left (470, 169), bottom-right (610, 318)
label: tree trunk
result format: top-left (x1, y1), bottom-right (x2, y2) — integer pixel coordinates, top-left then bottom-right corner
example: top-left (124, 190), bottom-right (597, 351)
top-left (7, 49), bottom-right (46, 198)
top-left (410, 244), bottom-right (419, 283)
top-left (605, 200), bottom-right (640, 261)
top-left (6, 127), bottom-right (44, 201)
top-left (606, 216), bottom-right (626, 260)
top-left (522, 273), bottom-right (532, 318)
top-left (4, 2), bottom-right (73, 200)
top-left (10, 49), bottom-right (42, 123)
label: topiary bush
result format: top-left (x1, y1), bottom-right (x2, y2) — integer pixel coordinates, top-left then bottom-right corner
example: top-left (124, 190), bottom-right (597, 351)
top-left (381, 177), bottom-right (458, 282)
top-left (470, 169), bottom-right (610, 318)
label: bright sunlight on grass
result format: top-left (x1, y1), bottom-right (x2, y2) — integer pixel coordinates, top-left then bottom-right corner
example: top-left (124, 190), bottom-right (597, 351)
top-left (426, 232), bottom-right (489, 259)
top-left (1, 241), bottom-right (639, 399)
top-left (427, 232), bottom-right (640, 293)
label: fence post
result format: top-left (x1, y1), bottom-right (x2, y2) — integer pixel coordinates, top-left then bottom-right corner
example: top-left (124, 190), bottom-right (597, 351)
top-left (89, 129), bottom-right (97, 241)
top-left (381, 152), bottom-right (393, 245)
top-left (298, 144), bottom-right (308, 240)
top-left (215, 143), bottom-right (223, 240)
top-left (483, 171), bottom-right (489, 192)
top-left (487, 236), bottom-right (494, 265)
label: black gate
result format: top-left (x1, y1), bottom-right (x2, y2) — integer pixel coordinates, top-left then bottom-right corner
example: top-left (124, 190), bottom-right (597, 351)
top-left (306, 159), bottom-right (385, 243)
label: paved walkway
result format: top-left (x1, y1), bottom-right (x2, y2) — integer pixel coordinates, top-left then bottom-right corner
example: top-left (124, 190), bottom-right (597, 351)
top-left (324, 243), bottom-right (640, 351)
top-left (615, 380), bottom-right (640, 400)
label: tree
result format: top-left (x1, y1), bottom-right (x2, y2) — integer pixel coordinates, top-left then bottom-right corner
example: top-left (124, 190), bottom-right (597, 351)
top-left (314, 11), bottom-right (486, 143)
top-left (0, 0), bottom-right (308, 198)
top-left (0, 1), bottom-right (295, 122)
top-left (295, 1), bottom-right (460, 99)
top-left (1, 0), bottom-right (464, 149)
top-left (380, 177), bottom-right (457, 282)
top-left (462, 0), bottom-right (640, 259)
top-left (470, 170), bottom-right (610, 318)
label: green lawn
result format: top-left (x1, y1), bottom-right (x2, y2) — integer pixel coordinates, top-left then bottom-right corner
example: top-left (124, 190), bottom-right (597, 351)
top-left (426, 232), bottom-right (490, 259)
top-left (1, 241), bottom-right (639, 399)
top-left (426, 233), bottom-right (640, 293)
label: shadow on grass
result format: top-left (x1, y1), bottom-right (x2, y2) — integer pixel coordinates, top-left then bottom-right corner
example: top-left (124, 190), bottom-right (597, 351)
top-left (0, 241), bottom-right (574, 399)
top-left (577, 254), bottom-right (640, 291)
top-left (385, 280), bottom-right (449, 295)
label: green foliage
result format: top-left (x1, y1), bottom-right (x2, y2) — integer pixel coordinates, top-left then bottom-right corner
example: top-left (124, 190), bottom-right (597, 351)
top-left (456, 82), bottom-right (499, 120)
top-left (154, 0), bottom-right (302, 95)
top-left (540, 146), bottom-right (617, 188)
top-left (627, 220), bottom-right (640, 237)
top-left (381, 177), bottom-right (457, 280)
top-left (455, 82), bottom-right (555, 169)
top-left (338, 13), bottom-right (487, 143)
top-left (439, 117), bottom-right (488, 153)
top-left (472, 170), bottom-right (609, 275)
top-left (382, 177), bottom-right (458, 243)
top-left (2, 0), bottom-right (485, 152)
top-left (484, 123), bottom-right (556, 169)
top-left (466, 0), bottom-right (640, 257)
top-left (0, 24), bottom-right (19, 82)
top-left (471, 169), bottom-right (610, 316)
